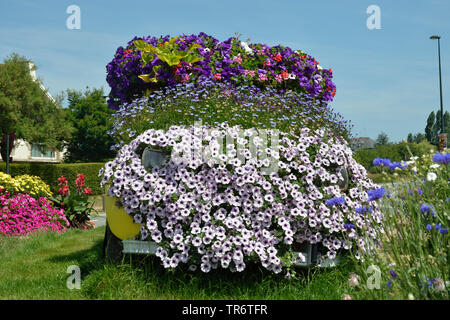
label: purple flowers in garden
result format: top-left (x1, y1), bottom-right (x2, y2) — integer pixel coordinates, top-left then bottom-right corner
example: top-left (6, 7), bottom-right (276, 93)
top-left (420, 203), bottom-right (431, 213)
top-left (372, 157), bottom-right (408, 170)
top-left (106, 33), bottom-right (337, 110)
top-left (432, 152), bottom-right (450, 165)
top-left (326, 197), bottom-right (346, 207)
top-left (367, 187), bottom-right (385, 202)
top-left (109, 80), bottom-right (352, 151)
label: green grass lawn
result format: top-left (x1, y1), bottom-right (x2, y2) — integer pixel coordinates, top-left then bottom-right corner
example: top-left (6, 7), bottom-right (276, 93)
top-left (0, 227), bottom-right (356, 300)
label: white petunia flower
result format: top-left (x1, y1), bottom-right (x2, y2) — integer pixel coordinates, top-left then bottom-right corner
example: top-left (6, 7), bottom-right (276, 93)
top-left (240, 41), bottom-right (253, 55)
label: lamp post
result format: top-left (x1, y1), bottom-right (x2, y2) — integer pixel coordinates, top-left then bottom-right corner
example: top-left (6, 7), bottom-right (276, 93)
top-left (6, 134), bottom-right (10, 175)
top-left (430, 35), bottom-right (446, 151)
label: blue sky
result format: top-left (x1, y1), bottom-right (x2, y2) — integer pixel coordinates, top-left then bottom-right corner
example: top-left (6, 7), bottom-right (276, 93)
top-left (1, 0), bottom-right (449, 142)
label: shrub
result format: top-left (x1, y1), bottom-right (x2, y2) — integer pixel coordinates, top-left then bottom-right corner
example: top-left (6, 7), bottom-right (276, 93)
top-left (49, 174), bottom-right (96, 229)
top-left (0, 172), bottom-right (52, 198)
top-left (0, 190), bottom-right (69, 236)
top-left (100, 124), bottom-right (384, 274)
top-left (106, 33), bottom-right (336, 110)
top-left (0, 162), bottom-right (105, 195)
top-left (353, 141), bottom-right (436, 172)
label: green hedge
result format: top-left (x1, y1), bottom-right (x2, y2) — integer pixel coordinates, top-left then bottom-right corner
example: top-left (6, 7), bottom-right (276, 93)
top-left (0, 162), bottom-right (106, 195)
top-left (353, 141), bottom-right (436, 172)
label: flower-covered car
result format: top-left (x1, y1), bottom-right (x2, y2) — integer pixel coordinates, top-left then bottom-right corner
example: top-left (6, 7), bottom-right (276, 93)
top-left (102, 33), bottom-right (384, 273)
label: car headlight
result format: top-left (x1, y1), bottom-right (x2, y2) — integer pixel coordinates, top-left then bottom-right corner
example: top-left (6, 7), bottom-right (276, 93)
top-left (141, 147), bottom-right (169, 170)
top-left (337, 166), bottom-right (349, 191)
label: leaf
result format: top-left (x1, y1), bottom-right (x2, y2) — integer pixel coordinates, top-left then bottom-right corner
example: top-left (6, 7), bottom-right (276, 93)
top-left (141, 54), bottom-right (154, 68)
top-left (138, 74), bottom-right (157, 83)
top-left (188, 44), bottom-right (201, 52)
top-left (184, 55), bottom-right (204, 64)
top-left (175, 51), bottom-right (190, 60)
top-left (168, 36), bottom-right (178, 46)
top-left (133, 40), bottom-right (152, 51)
top-left (157, 53), bottom-right (180, 66)
top-left (74, 206), bottom-right (86, 212)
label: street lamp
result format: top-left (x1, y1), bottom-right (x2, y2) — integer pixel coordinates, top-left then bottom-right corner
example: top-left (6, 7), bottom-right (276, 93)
top-left (430, 35), bottom-right (446, 151)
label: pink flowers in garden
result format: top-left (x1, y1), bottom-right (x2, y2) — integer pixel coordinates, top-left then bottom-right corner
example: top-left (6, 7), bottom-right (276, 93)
top-left (0, 191), bottom-right (68, 236)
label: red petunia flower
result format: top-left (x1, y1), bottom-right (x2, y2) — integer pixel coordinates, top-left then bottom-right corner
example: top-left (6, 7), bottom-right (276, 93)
top-left (214, 73), bottom-right (221, 80)
top-left (281, 71), bottom-right (289, 80)
top-left (123, 50), bottom-right (132, 58)
top-left (273, 53), bottom-right (282, 62)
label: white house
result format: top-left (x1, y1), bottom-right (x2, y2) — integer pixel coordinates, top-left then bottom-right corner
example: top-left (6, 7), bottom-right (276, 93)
top-left (1, 62), bottom-right (66, 163)
top-left (8, 139), bottom-right (65, 163)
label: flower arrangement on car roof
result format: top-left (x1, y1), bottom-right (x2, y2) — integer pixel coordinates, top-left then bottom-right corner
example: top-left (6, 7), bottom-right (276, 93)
top-left (106, 33), bottom-right (336, 110)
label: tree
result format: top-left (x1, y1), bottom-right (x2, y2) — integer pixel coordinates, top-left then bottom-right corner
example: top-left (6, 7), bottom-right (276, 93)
top-left (425, 111), bottom-right (435, 143)
top-left (63, 87), bottom-right (116, 162)
top-left (413, 133), bottom-right (426, 143)
top-left (407, 133), bottom-right (413, 143)
top-left (427, 110), bottom-right (450, 146)
top-left (375, 132), bottom-right (389, 146)
top-left (0, 53), bottom-right (71, 161)
top-left (407, 132), bottom-right (426, 143)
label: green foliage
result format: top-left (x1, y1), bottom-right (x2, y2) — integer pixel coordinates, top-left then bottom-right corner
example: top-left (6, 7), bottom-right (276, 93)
top-left (425, 111), bottom-right (435, 143)
top-left (354, 141), bottom-right (436, 172)
top-left (375, 132), bottom-right (389, 146)
top-left (348, 152), bottom-right (449, 300)
top-left (0, 53), bottom-right (72, 161)
top-left (134, 37), bottom-right (204, 83)
top-left (425, 110), bottom-right (450, 145)
top-left (49, 175), bottom-right (96, 228)
top-left (407, 132), bottom-right (426, 143)
top-left (63, 87), bottom-right (116, 162)
top-left (0, 226), bottom-right (356, 299)
top-left (0, 162), bottom-right (105, 195)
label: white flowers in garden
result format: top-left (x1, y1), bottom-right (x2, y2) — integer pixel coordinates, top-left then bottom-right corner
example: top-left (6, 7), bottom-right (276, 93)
top-left (426, 172), bottom-right (437, 182)
top-left (100, 123), bottom-right (384, 273)
top-left (240, 41), bottom-right (253, 55)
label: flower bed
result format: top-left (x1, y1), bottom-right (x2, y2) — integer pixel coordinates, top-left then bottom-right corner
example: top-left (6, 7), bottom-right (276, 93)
top-left (347, 150), bottom-right (449, 299)
top-left (106, 33), bottom-right (336, 110)
top-left (0, 172), bottom-right (52, 199)
top-left (0, 190), bottom-right (69, 236)
top-left (100, 123), bottom-right (384, 273)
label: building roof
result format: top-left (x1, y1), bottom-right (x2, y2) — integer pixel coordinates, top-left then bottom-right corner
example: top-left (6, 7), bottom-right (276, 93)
top-left (28, 62), bottom-right (56, 104)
